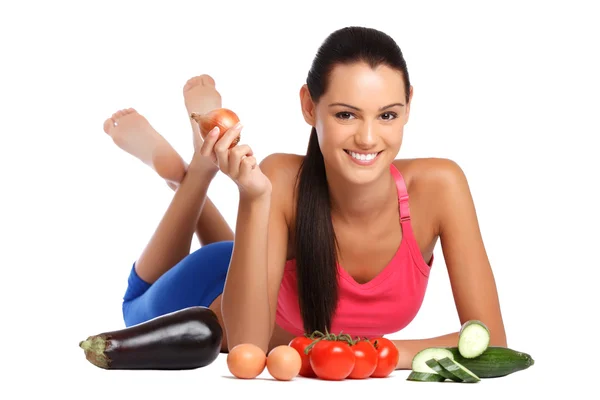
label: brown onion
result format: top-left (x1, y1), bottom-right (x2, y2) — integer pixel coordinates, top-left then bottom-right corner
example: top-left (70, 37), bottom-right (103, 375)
top-left (190, 108), bottom-right (240, 148)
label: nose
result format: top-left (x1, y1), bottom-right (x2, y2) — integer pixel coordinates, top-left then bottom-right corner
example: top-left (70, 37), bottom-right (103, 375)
top-left (354, 121), bottom-right (377, 148)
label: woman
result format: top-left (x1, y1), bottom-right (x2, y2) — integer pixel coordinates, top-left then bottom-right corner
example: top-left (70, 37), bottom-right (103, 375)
top-left (103, 26), bottom-right (506, 370)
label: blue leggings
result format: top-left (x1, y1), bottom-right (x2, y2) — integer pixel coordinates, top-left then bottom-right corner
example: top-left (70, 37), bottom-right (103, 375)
top-left (122, 240), bottom-right (234, 327)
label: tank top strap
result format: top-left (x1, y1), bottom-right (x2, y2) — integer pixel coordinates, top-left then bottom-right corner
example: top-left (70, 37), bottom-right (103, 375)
top-left (390, 163), bottom-right (410, 222)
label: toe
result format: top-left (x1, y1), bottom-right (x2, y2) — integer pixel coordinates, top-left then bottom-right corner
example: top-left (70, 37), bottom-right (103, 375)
top-left (103, 117), bottom-right (116, 134)
top-left (200, 74), bottom-right (216, 86)
top-left (184, 76), bottom-right (201, 92)
top-left (184, 74), bottom-right (216, 92)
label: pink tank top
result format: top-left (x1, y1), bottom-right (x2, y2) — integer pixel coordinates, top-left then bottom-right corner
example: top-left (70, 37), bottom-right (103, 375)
top-left (275, 163), bottom-right (434, 338)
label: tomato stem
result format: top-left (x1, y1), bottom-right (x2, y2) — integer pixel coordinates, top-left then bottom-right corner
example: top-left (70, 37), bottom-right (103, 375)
top-left (337, 333), bottom-right (355, 345)
top-left (309, 330), bottom-right (326, 339)
top-left (304, 335), bottom-right (325, 354)
top-left (303, 330), bottom-right (358, 354)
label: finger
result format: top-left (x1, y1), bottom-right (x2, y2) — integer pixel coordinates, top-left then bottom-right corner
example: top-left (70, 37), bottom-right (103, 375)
top-left (229, 144), bottom-right (254, 164)
top-left (228, 145), bottom-right (254, 178)
top-left (199, 127), bottom-right (220, 158)
top-left (193, 128), bottom-right (205, 149)
top-left (214, 122), bottom-right (243, 170)
top-left (238, 155), bottom-right (258, 180)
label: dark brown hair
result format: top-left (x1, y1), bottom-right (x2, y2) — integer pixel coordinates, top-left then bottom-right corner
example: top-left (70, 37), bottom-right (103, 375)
top-left (294, 26), bottom-right (412, 334)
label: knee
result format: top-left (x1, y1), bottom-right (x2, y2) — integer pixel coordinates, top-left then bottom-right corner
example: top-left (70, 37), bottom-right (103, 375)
top-left (189, 240), bottom-right (234, 264)
top-left (206, 240), bottom-right (234, 253)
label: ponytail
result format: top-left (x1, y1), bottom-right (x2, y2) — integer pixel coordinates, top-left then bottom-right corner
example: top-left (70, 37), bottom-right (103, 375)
top-left (294, 127), bottom-right (339, 334)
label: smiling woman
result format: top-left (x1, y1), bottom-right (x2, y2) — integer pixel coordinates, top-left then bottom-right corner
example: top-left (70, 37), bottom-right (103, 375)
top-left (105, 26), bottom-right (507, 373)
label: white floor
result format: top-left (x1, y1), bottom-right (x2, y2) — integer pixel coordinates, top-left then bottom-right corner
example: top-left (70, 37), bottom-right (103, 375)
top-left (14, 350), bottom-right (562, 400)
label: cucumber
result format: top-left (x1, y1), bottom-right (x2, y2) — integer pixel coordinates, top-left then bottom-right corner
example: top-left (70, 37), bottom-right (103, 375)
top-left (446, 346), bottom-right (534, 378)
top-left (425, 359), bottom-right (462, 382)
top-left (458, 320), bottom-right (490, 358)
top-left (411, 347), bottom-right (455, 373)
top-left (437, 357), bottom-right (480, 383)
top-left (407, 371), bottom-right (446, 382)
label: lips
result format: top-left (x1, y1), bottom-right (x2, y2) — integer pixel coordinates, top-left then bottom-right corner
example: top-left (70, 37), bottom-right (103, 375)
top-left (344, 149), bottom-right (383, 166)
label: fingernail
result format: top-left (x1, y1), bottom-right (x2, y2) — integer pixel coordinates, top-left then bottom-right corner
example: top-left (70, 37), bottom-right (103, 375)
top-left (211, 127), bottom-right (220, 136)
top-left (235, 122), bottom-right (243, 130)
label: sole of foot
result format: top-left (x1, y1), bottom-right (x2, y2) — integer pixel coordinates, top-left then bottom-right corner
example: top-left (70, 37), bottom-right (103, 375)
top-left (103, 108), bottom-right (187, 185)
top-left (183, 74), bottom-right (223, 148)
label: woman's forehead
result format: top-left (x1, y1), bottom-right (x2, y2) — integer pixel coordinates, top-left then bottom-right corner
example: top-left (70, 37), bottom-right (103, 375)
top-left (324, 63), bottom-right (406, 104)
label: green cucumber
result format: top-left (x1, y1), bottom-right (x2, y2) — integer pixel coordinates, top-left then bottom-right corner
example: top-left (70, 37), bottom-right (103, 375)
top-left (425, 359), bottom-right (462, 382)
top-left (437, 357), bottom-right (480, 383)
top-left (411, 347), bottom-right (455, 373)
top-left (407, 371), bottom-right (446, 382)
top-left (446, 346), bottom-right (534, 378)
top-left (458, 320), bottom-right (490, 358)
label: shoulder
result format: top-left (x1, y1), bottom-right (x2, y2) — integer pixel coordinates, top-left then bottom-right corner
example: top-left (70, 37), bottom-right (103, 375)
top-left (393, 157), bottom-right (468, 191)
top-left (258, 153), bottom-right (304, 192)
top-left (393, 157), bottom-right (472, 228)
top-left (259, 152), bottom-right (305, 222)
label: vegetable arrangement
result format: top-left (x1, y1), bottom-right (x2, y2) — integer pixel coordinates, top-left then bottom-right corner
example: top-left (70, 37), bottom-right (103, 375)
top-left (78, 306), bottom-right (223, 370)
top-left (407, 320), bottom-right (535, 383)
top-left (227, 331), bottom-right (400, 381)
top-left (79, 311), bottom-right (533, 384)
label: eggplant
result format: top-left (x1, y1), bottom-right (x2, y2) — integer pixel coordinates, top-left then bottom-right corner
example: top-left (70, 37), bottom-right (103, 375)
top-left (79, 306), bottom-right (223, 370)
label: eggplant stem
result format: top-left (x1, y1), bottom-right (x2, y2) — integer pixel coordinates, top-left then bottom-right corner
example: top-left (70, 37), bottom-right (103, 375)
top-left (79, 336), bottom-right (110, 369)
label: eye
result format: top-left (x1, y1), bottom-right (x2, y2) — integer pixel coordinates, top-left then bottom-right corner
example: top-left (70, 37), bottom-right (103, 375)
top-left (381, 112), bottom-right (398, 120)
top-left (335, 112), bottom-right (354, 120)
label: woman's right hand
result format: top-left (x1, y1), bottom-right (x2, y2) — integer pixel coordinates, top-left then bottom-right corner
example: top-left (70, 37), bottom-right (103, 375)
top-left (198, 122), bottom-right (272, 200)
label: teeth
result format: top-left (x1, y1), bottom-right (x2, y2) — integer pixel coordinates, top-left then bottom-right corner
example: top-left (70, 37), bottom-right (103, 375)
top-left (348, 151), bottom-right (378, 161)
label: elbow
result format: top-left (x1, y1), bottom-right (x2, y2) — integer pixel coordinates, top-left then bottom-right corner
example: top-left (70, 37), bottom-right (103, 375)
top-left (221, 306), bottom-right (272, 354)
top-left (490, 328), bottom-right (507, 348)
top-left (225, 332), bottom-right (271, 355)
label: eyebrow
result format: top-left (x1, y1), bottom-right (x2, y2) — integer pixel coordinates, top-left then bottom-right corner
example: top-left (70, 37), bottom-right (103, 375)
top-left (328, 102), bottom-right (405, 111)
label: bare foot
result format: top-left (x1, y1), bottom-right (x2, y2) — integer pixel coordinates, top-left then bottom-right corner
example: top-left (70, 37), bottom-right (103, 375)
top-left (183, 74), bottom-right (222, 148)
top-left (103, 108), bottom-right (187, 185)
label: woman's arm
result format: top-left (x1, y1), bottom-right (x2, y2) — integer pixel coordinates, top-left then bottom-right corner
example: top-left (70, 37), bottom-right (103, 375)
top-left (393, 158), bottom-right (507, 369)
top-left (220, 153), bottom-right (290, 353)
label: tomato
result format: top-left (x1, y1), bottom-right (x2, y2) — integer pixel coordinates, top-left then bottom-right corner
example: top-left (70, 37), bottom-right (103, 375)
top-left (369, 337), bottom-right (400, 378)
top-left (288, 336), bottom-right (316, 377)
top-left (309, 339), bottom-right (355, 380)
top-left (347, 340), bottom-right (378, 379)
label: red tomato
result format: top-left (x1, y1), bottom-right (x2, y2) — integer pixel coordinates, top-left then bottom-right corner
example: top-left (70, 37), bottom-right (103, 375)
top-left (369, 337), bottom-right (399, 378)
top-left (348, 340), bottom-right (378, 379)
top-left (288, 336), bottom-right (316, 377)
top-left (309, 339), bottom-right (355, 380)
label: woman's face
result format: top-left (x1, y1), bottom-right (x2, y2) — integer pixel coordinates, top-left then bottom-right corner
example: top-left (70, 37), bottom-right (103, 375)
top-left (301, 62), bottom-right (413, 185)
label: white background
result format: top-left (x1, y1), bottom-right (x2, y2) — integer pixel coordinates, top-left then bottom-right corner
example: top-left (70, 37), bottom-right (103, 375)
top-left (1, 0), bottom-right (597, 398)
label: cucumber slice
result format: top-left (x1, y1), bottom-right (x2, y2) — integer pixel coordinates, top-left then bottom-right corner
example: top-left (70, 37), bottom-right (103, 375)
top-left (437, 357), bottom-right (480, 383)
top-left (458, 320), bottom-right (490, 358)
top-left (407, 371), bottom-right (446, 382)
top-left (425, 359), bottom-right (462, 382)
top-left (412, 347), bottom-right (455, 373)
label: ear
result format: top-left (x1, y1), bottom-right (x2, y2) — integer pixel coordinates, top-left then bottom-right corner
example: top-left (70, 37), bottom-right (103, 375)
top-left (405, 85), bottom-right (414, 123)
top-left (299, 84), bottom-right (316, 126)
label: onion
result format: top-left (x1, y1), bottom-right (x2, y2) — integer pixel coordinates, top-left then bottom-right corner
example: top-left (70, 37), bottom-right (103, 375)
top-left (190, 108), bottom-right (241, 148)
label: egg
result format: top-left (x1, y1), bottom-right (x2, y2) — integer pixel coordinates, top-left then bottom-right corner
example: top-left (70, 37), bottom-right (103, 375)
top-left (266, 345), bottom-right (302, 381)
top-left (227, 343), bottom-right (267, 379)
